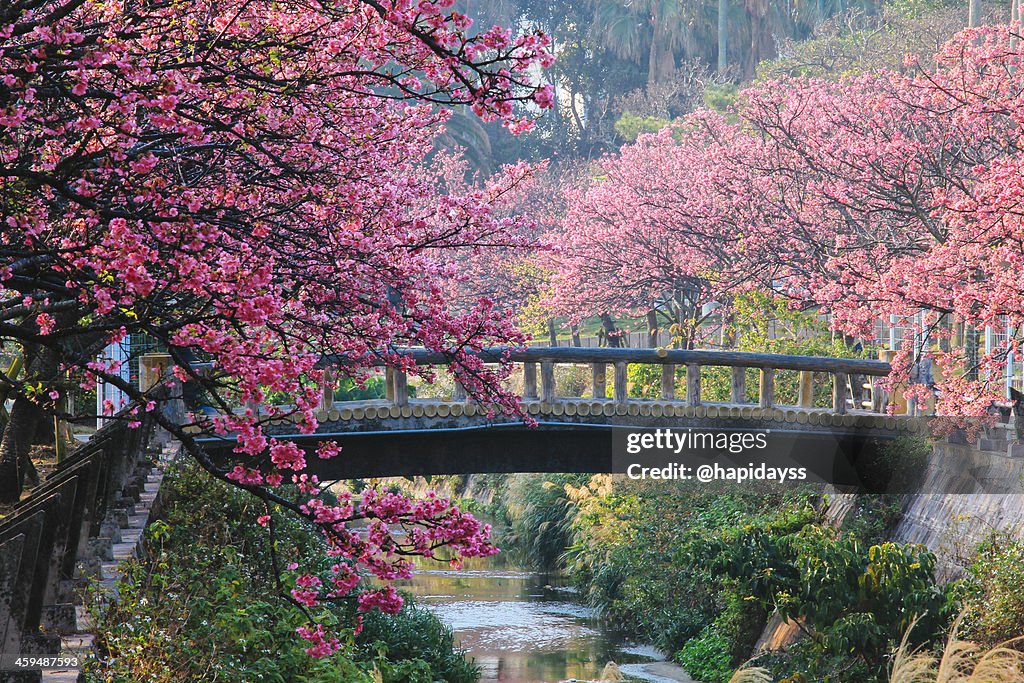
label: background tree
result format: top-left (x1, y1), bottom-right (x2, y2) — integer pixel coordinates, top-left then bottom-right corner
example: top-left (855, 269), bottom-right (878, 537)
top-left (543, 115), bottom-right (763, 348)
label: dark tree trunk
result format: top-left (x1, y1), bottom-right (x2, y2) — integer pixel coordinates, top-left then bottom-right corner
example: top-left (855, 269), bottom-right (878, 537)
top-left (0, 395), bottom-right (43, 502)
top-left (647, 16), bottom-right (677, 86)
top-left (0, 344), bottom-right (59, 503)
top-left (718, 0), bottom-right (728, 74)
top-left (721, 308), bottom-right (737, 348)
top-left (646, 309), bottom-right (659, 348)
top-left (600, 313), bottom-right (623, 348)
top-left (547, 319), bottom-right (559, 347)
top-left (570, 325), bottom-right (582, 348)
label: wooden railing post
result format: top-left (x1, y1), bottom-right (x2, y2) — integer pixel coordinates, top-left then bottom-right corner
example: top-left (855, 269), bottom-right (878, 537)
top-left (592, 363), bottom-right (606, 399)
top-left (523, 362), bottom-right (538, 400)
top-left (385, 367), bottom-right (395, 403)
top-left (660, 364), bottom-right (675, 400)
top-left (53, 391), bottom-right (68, 464)
top-left (798, 370), bottom-right (814, 408)
top-left (759, 368), bottom-right (775, 409)
top-left (871, 377), bottom-right (887, 413)
top-left (731, 366), bottom-right (746, 404)
top-left (392, 368), bottom-right (408, 407)
top-left (686, 363), bottom-right (701, 407)
top-left (613, 362), bottom-right (628, 405)
top-left (319, 367), bottom-right (335, 411)
top-left (540, 361), bottom-right (556, 403)
top-left (832, 372), bottom-right (847, 414)
top-left (452, 380), bottom-right (467, 401)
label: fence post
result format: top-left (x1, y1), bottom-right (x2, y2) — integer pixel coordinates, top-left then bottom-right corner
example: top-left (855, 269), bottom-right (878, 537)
top-left (540, 361), bottom-right (556, 403)
top-left (614, 362), bottom-right (628, 405)
top-left (319, 367), bottom-right (334, 411)
top-left (592, 363), bottom-right (606, 400)
top-left (798, 370), bottom-right (814, 408)
top-left (731, 366), bottom-right (746, 404)
top-left (523, 362), bottom-right (538, 400)
top-left (660, 364), bottom-right (675, 400)
top-left (832, 372), bottom-right (847, 414)
top-left (392, 368), bottom-right (408, 407)
top-left (759, 369), bottom-right (775, 409)
top-left (686, 364), bottom-right (701, 406)
top-left (452, 380), bottom-right (467, 402)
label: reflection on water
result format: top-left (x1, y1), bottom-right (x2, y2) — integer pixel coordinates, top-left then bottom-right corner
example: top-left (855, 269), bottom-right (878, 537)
top-left (397, 558), bottom-right (658, 683)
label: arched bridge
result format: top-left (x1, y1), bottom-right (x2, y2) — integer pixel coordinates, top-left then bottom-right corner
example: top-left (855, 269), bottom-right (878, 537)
top-left (188, 347), bottom-right (919, 479)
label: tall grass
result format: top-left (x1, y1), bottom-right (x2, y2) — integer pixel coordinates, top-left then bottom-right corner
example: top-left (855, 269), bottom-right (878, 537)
top-left (728, 666), bottom-right (773, 683)
top-left (890, 615), bottom-right (1024, 683)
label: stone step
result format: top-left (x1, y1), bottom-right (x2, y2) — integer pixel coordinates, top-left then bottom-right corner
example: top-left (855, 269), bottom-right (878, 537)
top-left (98, 562), bottom-right (122, 582)
top-left (42, 604), bottom-right (77, 633)
top-left (74, 606), bottom-right (93, 631)
top-left (43, 443), bottom-right (175, 683)
top-left (119, 528), bottom-right (143, 547)
top-left (979, 437), bottom-right (1009, 452)
top-left (60, 635), bottom-right (93, 652)
top-left (111, 543), bottom-right (136, 563)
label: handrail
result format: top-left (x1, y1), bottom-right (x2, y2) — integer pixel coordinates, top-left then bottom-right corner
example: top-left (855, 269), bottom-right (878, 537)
top-left (316, 346), bottom-right (890, 376)
top-left (193, 347), bottom-right (888, 376)
top-left (188, 347), bottom-right (892, 415)
top-left (0, 394), bottom-right (166, 665)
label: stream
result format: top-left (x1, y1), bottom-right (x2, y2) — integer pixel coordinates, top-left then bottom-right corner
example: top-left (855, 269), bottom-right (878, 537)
top-left (397, 555), bottom-right (696, 683)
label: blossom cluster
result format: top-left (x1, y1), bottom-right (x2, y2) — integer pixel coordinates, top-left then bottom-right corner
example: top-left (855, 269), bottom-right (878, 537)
top-left (1, 0), bottom-right (548, 657)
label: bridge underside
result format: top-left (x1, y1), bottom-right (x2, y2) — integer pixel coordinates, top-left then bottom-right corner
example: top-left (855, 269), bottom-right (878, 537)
top-left (193, 400), bottom-right (913, 480)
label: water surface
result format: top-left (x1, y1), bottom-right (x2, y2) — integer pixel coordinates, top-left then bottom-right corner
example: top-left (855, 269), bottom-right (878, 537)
top-left (398, 558), bottom-right (670, 683)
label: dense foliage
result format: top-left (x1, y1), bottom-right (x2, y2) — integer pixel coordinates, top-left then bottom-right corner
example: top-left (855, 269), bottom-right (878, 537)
top-left (494, 469), bottom-right (986, 683)
top-left (87, 460), bottom-right (477, 682)
top-left (959, 535), bottom-right (1024, 647)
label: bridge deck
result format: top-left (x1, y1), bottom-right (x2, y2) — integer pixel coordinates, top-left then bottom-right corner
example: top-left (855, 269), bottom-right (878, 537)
top-left (184, 346), bottom-right (913, 477)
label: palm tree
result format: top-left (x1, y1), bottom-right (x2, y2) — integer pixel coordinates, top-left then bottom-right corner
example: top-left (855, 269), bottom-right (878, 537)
top-left (719, 0), bottom-right (729, 73)
top-left (591, 0), bottom-right (713, 85)
top-left (433, 108), bottom-right (493, 176)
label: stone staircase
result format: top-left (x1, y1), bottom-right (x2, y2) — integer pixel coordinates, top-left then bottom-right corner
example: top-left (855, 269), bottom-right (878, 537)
top-left (38, 445), bottom-right (171, 683)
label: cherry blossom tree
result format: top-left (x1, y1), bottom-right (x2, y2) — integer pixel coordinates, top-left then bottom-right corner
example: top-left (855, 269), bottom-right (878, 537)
top-left (732, 24), bottom-right (1024, 413)
top-left (544, 112), bottom-right (769, 349)
top-left (0, 0), bottom-right (552, 655)
top-left (549, 23), bottom-right (1024, 411)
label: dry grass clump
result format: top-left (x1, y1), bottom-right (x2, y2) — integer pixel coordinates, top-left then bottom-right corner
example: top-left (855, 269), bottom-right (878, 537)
top-left (600, 661), bottom-right (624, 682)
top-left (728, 666), bottom-right (773, 683)
top-left (889, 616), bottom-right (1024, 683)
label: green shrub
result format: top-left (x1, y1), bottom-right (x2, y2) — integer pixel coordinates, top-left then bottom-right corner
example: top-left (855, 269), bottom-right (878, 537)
top-left (675, 625), bottom-right (734, 683)
top-left (84, 460), bottom-right (475, 682)
top-left (358, 604), bottom-right (478, 683)
top-left (614, 112), bottom-right (672, 142)
top-left (335, 375), bottom-right (389, 401)
top-left (960, 535), bottom-right (1024, 646)
top-left (500, 473), bottom-right (588, 570)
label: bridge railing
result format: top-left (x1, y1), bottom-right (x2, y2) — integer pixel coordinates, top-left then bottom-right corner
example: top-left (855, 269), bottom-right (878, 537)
top-left (324, 347), bottom-right (892, 415)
